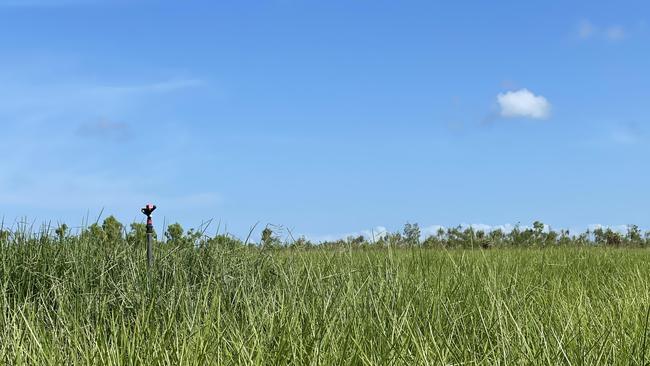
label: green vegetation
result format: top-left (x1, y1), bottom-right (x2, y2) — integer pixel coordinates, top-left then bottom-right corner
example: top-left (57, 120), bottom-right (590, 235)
top-left (0, 218), bottom-right (649, 364)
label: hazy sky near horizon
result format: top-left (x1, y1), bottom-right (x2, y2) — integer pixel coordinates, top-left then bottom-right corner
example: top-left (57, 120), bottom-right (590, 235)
top-left (1, 1), bottom-right (648, 240)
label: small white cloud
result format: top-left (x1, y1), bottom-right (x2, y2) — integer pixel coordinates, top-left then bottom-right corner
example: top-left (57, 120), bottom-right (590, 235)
top-left (605, 26), bottom-right (626, 41)
top-left (303, 226), bottom-right (389, 243)
top-left (89, 78), bottom-right (204, 96)
top-left (578, 20), bottom-right (596, 39)
top-left (587, 224), bottom-right (629, 234)
top-left (77, 119), bottom-right (130, 141)
top-left (421, 225), bottom-right (446, 237)
top-left (497, 89), bottom-right (551, 120)
top-left (574, 19), bottom-right (628, 41)
top-left (0, 77), bottom-right (204, 115)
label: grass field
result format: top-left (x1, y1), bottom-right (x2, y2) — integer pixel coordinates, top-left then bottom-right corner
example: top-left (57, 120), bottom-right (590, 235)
top-left (1, 230), bottom-right (649, 365)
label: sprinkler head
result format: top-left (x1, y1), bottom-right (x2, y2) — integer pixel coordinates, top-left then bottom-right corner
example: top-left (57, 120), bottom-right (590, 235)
top-left (141, 204), bottom-right (157, 217)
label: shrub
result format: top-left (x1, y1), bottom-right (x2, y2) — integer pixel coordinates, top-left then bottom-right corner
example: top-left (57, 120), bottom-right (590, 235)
top-left (165, 223), bottom-right (184, 244)
top-left (55, 224), bottom-right (68, 241)
top-left (102, 216), bottom-right (124, 242)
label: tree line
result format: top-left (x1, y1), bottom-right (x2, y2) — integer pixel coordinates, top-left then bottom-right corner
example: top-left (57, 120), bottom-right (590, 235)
top-left (1, 217), bottom-right (648, 249)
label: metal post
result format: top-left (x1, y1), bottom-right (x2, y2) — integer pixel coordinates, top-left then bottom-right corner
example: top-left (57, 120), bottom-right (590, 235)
top-left (146, 224), bottom-right (153, 267)
top-left (141, 204), bottom-right (157, 268)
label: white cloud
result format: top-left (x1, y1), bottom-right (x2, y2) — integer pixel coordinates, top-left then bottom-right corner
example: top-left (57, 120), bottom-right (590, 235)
top-left (303, 226), bottom-right (389, 243)
top-left (77, 119), bottom-right (130, 140)
top-left (605, 26), bottom-right (626, 41)
top-left (497, 89), bottom-right (551, 120)
top-left (574, 19), bottom-right (627, 41)
top-left (421, 225), bottom-right (446, 237)
top-left (0, 77), bottom-right (204, 120)
top-left (587, 224), bottom-right (629, 234)
top-left (90, 78), bottom-right (204, 96)
top-left (0, 73), bottom-right (214, 223)
top-left (578, 20), bottom-right (596, 39)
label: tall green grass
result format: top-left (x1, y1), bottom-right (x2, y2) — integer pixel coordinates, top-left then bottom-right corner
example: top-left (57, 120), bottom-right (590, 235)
top-left (1, 232), bottom-right (649, 364)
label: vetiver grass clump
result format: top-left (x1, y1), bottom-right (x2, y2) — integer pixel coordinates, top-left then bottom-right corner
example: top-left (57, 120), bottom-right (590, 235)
top-left (0, 220), bottom-right (649, 364)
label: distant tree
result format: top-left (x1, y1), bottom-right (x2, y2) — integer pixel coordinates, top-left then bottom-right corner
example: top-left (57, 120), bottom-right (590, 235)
top-left (576, 232), bottom-right (590, 246)
top-left (349, 235), bottom-right (365, 247)
top-left (626, 225), bottom-right (642, 246)
top-left (207, 234), bottom-right (243, 249)
top-left (510, 224), bottom-right (535, 247)
top-left (545, 229), bottom-right (559, 246)
top-left (261, 227), bottom-right (280, 248)
top-left (446, 226), bottom-right (464, 248)
top-left (422, 233), bottom-right (444, 248)
top-left (558, 229), bottom-right (572, 246)
top-left (83, 223), bottom-right (106, 242)
top-left (184, 229), bottom-right (202, 247)
top-left (163, 223), bottom-right (201, 247)
top-left (422, 236), bottom-right (434, 248)
top-left (477, 230), bottom-right (490, 249)
top-left (165, 223), bottom-right (184, 244)
top-left (593, 228), bottom-right (605, 245)
top-left (594, 228), bottom-right (623, 247)
top-left (463, 227), bottom-right (476, 249)
top-left (605, 229), bottom-right (623, 247)
top-left (403, 223), bottom-right (421, 247)
top-left (289, 236), bottom-right (313, 249)
top-left (102, 216), bottom-right (123, 242)
top-left (489, 229), bottom-right (505, 247)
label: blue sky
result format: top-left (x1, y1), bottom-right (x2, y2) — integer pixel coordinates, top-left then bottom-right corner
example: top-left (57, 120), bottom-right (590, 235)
top-left (1, 0), bottom-right (648, 240)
